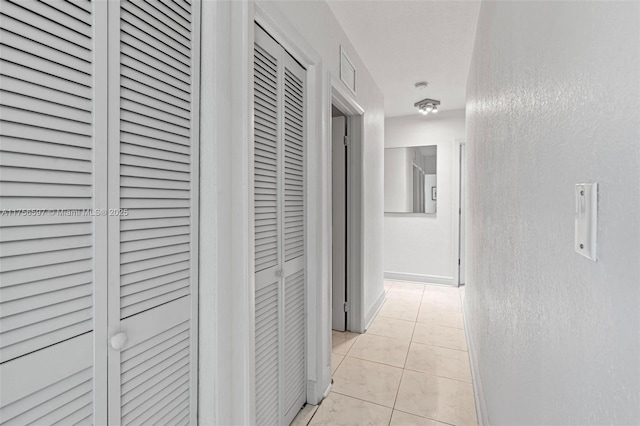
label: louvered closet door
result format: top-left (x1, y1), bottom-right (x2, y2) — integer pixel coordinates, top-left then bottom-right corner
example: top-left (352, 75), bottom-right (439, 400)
top-left (253, 25), bottom-right (281, 426)
top-left (106, 1), bottom-right (200, 425)
top-left (253, 24), bottom-right (306, 426)
top-left (281, 52), bottom-right (306, 426)
top-left (0, 1), bottom-right (106, 424)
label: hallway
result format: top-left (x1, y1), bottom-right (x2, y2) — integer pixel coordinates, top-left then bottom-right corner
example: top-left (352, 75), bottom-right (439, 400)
top-left (0, 0), bottom-right (638, 424)
top-left (300, 282), bottom-right (476, 426)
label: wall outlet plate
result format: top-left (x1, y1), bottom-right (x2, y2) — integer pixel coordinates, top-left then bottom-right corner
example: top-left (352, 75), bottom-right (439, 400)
top-left (575, 183), bottom-right (598, 261)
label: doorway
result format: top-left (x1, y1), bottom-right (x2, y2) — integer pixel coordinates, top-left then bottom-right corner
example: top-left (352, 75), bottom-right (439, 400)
top-left (331, 106), bottom-right (348, 331)
top-left (329, 80), bottom-right (365, 333)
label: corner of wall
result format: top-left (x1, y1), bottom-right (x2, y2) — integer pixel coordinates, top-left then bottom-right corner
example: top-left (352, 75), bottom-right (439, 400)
top-left (364, 290), bottom-right (386, 331)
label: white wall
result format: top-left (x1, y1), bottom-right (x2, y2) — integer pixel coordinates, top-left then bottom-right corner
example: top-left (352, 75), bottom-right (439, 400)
top-left (384, 110), bottom-right (465, 283)
top-left (384, 148), bottom-right (411, 212)
top-left (465, 2), bottom-right (640, 424)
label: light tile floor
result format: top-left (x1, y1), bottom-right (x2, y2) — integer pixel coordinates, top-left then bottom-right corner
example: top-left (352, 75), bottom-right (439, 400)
top-left (301, 281), bottom-right (477, 426)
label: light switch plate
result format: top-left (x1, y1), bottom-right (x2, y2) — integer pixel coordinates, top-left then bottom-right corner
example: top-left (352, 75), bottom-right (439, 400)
top-left (575, 183), bottom-right (598, 261)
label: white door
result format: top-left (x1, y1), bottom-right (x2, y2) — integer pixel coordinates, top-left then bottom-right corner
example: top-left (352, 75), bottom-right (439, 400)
top-left (107, 1), bottom-right (200, 424)
top-left (331, 116), bottom-right (347, 331)
top-left (0, 0), bottom-right (105, 423)
top-left (253, 23), bottom-right (306, 426)
top-left (0, 1), bottom-right (201, 424)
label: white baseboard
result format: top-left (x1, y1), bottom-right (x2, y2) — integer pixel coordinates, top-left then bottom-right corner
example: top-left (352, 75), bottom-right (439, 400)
top-left (322, 382), bottom-right (332, 399)
top-left (364, 290), bottom-right (386, 331)
top-left (307, 376), bottom-right (332, 405)
top-left (384, 271), bottom-right (454, 286)
top-left (463, 302), bottom-right (489, 426)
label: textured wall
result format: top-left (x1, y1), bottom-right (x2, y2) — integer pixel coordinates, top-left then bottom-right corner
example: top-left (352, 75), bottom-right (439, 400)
top-left (465, 1), bottom-right (640, 424)
top-left (385, 110), bottom-right (465, 280)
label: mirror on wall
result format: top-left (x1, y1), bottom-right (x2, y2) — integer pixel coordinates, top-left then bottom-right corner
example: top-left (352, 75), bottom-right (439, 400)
top-left (384, 145), bottom-right (437, 214)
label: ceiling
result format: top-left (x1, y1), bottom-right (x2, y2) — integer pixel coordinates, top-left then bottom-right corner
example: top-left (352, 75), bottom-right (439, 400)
top-left (327, 0), bottom-right (481, 117)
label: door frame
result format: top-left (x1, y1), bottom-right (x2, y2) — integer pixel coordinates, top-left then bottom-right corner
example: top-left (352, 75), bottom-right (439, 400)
top-left (452, 138), bottom-right (466, 287)
top-left (330, 114), bottom-right (347, 332)
top-left (330, 79), bottom-right (365, 333)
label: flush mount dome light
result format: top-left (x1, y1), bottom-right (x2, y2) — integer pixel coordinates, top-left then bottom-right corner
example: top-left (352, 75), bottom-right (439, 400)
top-left (414, 97), bottom-right (441, 116)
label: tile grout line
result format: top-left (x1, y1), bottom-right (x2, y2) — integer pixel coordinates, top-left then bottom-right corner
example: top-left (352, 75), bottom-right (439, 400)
top-left (365, 331), bottom-right (414, 342)
top-left (416, 323), bottom-right (465, 330)
top-left (409, 340), bottom-right (469, 353)
top-left (330, 389), bottom-right (459, 426)
top-left (388, 287), bottom-right (423, 421)
top-left (338, 354), bottom-right (406, 371)
top-left (325, 391), bottom-right (395, 425)
top-left (415, 311), bottom-right (465, 327)
top-left (330, 390), bottom-right (395, 411)
top-left (402, 285), bottom-right (473, 422)
top-left (390, 362), bottom-right (405, 426)
top-left (402, 285), bottom-right (426, 368)
top-left (401, 365), bottom-right (473, 385)
top-left (331, 331), bottom-right (359, 357)
top-left (392, 408), bottom-right (458, 426)
top-left (417, 310), bottom-right (464, 317)
top-left (327, 285), bottom-right (474, 426)
top-left (331, 351), bottom-right (347, 374)
top-left (304, 402), bottom-right (321, 426)
top-left (412, 286), bottom-right (473, 383)
top-left (377, 313), bottom-right (421, 322)
top-left (342, 333), bottom-right (359, 357)
top-left (361, 331), bottom-right (414, 344)
top-left (388, 286), bottom-right (425, 425)
top-left (410, 286), bottom-right (426, 344)
top-left (347, 323), bottom-right (413, 368)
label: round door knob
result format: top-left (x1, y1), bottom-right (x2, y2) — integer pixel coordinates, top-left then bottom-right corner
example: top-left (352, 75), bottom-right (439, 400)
top-left (110, 332), bottom-right (128, 350)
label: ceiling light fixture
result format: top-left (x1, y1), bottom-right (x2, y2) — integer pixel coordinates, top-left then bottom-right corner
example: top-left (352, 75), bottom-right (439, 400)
top-left (414, 98), bottom-right (441, 116)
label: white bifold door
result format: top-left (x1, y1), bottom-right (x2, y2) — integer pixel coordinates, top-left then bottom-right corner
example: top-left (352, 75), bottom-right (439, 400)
top-left (253, 24), bottom-right (307, 426)
top-left (0, 1), bottom-right (200, 425)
